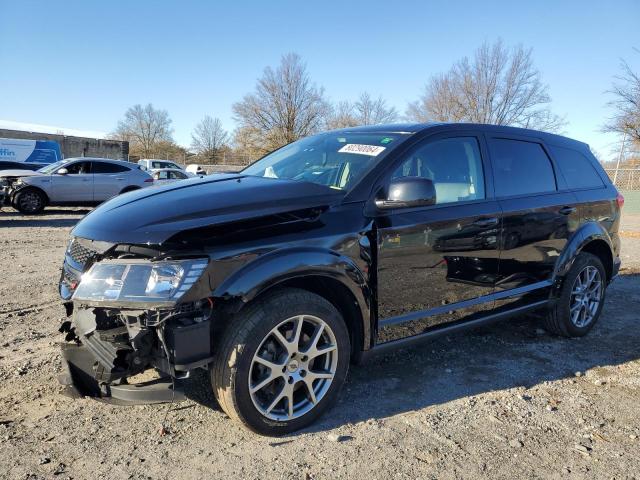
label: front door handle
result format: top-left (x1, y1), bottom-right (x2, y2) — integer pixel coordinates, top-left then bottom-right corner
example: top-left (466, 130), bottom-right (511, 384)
top-left (559, 206), bottom-right (576, 215)
top-left (473, 217), bottom-right (499, 227)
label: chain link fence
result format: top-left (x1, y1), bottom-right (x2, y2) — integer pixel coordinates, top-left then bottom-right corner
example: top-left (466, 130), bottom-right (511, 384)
top-left (604, 169), bottom-right (640, 191)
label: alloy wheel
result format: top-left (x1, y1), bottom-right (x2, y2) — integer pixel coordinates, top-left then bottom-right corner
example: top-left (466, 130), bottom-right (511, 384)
top-left (18, 191), bottom-right (43, 213)
top-left (248, 315), bottom-right (338, 421)
top-left (569, 265), bottom-right (603, 328)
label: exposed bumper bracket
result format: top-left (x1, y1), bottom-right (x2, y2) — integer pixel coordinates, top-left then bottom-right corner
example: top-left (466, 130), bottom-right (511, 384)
top-left (59, 343), bottom-right (185, 405)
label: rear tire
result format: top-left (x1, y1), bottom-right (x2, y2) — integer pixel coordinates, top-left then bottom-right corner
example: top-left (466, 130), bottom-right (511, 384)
top-left (211, 288), bottom-right (350, 435)
top-left (14, 188), bottom-right (46, 214)
top-left (544, 252), bottom-right (606, 337)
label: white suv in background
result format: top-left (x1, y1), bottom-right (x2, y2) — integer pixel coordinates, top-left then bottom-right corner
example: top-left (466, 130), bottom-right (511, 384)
top-left (0, 158), bottom-right (152, 214)
top-left (137, 159), bottom-right (185, 172)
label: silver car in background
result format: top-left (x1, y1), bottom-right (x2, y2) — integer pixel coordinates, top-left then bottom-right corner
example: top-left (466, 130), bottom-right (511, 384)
top-left (0, 158), bottom-right (152, 214)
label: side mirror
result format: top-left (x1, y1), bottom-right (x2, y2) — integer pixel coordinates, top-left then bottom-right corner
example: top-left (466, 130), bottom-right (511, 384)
top-left (56, 168), bottom-right (69, 175)
top-left (375, 177), bottom-right (436, 210)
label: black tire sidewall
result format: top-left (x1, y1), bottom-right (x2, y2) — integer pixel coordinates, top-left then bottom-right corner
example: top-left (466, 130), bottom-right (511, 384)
top-left (227, 290), bottom-right (350, 435)
top-left (557, 253), bottom-right (606, 337)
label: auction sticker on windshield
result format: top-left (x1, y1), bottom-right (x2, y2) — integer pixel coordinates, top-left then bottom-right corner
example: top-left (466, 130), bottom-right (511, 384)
top-left (338, 144), bottom-right (386, 156)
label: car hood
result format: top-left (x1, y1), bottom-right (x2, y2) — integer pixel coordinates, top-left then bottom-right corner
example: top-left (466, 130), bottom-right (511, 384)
top-left (72, 174), bottom-right (345, 244)
top-left (0, 169), bottom-right (43, 178)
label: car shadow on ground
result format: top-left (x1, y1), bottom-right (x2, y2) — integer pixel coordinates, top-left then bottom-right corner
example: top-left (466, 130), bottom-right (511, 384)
top-left (0, 209), bottom-right (90, 228)
top-left (183, 274), bottom-right (640, 434)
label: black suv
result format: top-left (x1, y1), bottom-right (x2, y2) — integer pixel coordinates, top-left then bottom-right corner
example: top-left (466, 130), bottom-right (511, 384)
top-left (58, 123), bottom-right (622, 435)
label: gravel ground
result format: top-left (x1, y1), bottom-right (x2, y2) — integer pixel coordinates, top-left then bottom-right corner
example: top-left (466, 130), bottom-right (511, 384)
top-left (1, 208), bottom-right (639, 480)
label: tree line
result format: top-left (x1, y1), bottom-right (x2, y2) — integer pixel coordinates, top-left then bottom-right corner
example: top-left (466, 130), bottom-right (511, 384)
top-left (111, 40), bottom-right (639, 166)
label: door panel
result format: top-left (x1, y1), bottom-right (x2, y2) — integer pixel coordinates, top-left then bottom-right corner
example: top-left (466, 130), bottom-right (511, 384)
top-left (487, 136), bottom-right (581, 309)
top-left (374, 134), bottom-right (501, 343)
top-left (93, 162), bottom-right (130, 200)
top-left (93, 173), bottom-right (124, 200)
top-left (376, 201), bottom-right (502, 342)
top-left (51, 161), bottom-right (93, 202)
top-left (496, 193), bottom-right (580, 293)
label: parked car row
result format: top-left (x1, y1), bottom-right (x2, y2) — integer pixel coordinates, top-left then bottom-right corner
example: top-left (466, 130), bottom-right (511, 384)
top-left (1, 157), bottom-right (202, 214)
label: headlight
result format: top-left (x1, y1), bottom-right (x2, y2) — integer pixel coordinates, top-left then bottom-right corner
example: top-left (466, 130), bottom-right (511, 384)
top-left (72, 259), bottom-right (208, 305)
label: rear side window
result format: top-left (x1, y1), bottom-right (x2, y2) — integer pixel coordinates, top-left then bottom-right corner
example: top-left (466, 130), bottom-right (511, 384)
top-left (93, 162), bottom-right (130, 173)
top-left (489, 138), bottom-right (556, 197)
top-left (549, 145), bottom-right (604, 189)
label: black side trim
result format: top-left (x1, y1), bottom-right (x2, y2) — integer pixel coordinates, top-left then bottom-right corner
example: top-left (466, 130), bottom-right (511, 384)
top-left (366, 300), bottom-right (549, 359)
top-left (379, 280), bottom-right (552, 328)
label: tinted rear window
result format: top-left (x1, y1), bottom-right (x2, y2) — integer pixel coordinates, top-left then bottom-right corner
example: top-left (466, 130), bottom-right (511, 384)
top-left (549, 145), bottom-right (604, 189)
top-left (93, 162), bottom-right (130, 173)
top-left (489, 138), bottom-right (556, 197)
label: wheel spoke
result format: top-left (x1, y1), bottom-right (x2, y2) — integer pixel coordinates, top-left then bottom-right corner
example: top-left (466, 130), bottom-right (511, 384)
top-left (265, 387), bottom-right (286, 415)
top-left (285, 383), bottom-right (295, 418)
top-left (254, 355), bottom-right (283, 371)
top-left (304, 378), bottom-right (317, 404)
top-left (272, 328), bottom-right (292, 354)
top-left (291, 316), bottom-right (304, 350)
top-left (250, 371), bottom-right (280, 394)
top-left (307, 370), bottom-right (334, 381)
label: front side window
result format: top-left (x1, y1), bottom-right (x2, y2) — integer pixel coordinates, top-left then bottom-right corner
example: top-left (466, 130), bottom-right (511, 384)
top-left (391, 136), bottom-right (485, 204)
top-left (39, 161), bottom-right (65, 174)
top-left (66, 162), bottom-right (92, 174)
top-left (549, 145), bottom-right (604, 189)
top-left (242, 132), bottom-right (409, 191)
top-left (489, 138), bottom-right (556, 197)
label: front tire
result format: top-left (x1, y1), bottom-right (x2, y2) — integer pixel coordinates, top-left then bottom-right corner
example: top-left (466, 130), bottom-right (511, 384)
top-left (544, 252), bottom-right (606, 337)
top-left (211, 288), bottom-right (350, 435)
top-left (14, 188), bottom-right (47, 214)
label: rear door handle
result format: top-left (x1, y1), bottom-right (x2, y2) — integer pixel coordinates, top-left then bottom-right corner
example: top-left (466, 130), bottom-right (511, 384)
top-left (559, 206), bottom-right (576, 215)
top-left (473, 217), bottom-right (499, 227)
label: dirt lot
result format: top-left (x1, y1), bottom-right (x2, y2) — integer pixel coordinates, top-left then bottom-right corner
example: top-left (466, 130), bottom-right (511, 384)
top-left (1, 208), bottom-right (639, 480)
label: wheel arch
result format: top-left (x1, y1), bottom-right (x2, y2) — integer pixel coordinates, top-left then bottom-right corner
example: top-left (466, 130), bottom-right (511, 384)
top-left (212, 248), bottom-right (373, 355)
top-left (553, 221), bottom-right (615, 284)
top-left (13, 185), bottom-right (50, 206)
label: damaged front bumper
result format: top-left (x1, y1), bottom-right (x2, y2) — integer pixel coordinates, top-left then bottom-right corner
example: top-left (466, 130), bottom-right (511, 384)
top-left (58, 303), bottom-right (214, 405)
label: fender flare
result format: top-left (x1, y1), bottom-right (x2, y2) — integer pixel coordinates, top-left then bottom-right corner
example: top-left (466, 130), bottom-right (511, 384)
top-left (552, 221), bottom-right (614, 283)
top-left (213, 247), bottom-right (373, 350)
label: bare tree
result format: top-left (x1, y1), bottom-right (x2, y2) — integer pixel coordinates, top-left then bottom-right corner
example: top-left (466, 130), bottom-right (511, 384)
top-left (406, 40), bottom-right (564, 132)
top-left (327, 92), bottom-right (398, 129)
top-left (326, 101), bottom-right (358, 129)
top-left (604, 52), bottom-right (640, 143)
top-left (113, 104), bottom-right (173, 157)
top-left (191, 116), bottom-right (230, 161)
top-left (355, 92), bottom-right (398, 125)
top-left (232, 53), bottom-right (330, 155)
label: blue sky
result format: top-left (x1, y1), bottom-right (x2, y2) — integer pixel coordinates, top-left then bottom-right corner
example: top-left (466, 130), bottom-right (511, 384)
top-left (0, 0), bottom-right (638, 160)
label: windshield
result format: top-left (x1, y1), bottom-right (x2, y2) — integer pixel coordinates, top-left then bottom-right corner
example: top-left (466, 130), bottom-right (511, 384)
top-left (242, 132), bottom-right (409, 190)
top-left (38, 161), bottom-right (66, 174)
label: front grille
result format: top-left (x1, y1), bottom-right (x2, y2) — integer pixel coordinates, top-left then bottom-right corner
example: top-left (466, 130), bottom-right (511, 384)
top-left (68, 239), bottom-right (98, 268)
